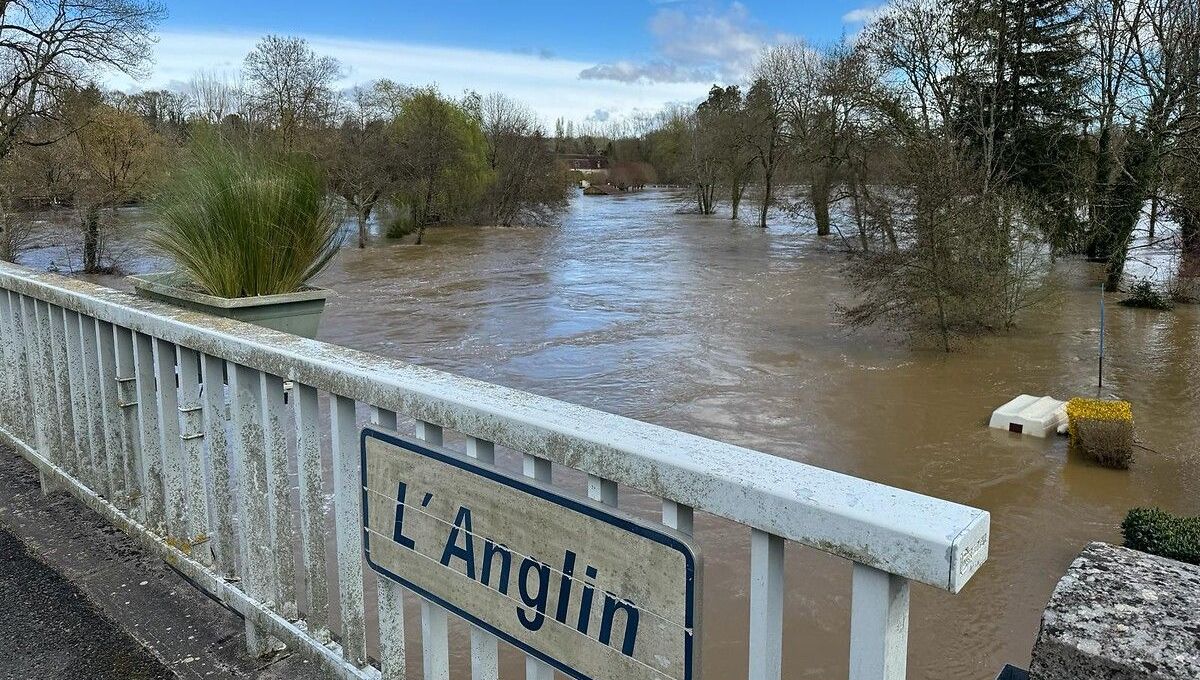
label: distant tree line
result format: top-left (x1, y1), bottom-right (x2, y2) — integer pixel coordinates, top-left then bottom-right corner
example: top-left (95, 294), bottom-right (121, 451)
top-left (1, 0), bottom-right (1196, 350)
top-left (568, 0), bottom-right (1199, 349)
top-left (0, 21), bottom-right (571, 269)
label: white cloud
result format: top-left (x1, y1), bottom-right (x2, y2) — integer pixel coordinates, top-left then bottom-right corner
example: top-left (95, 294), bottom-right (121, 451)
top-left (105, 30), bottom-right (711, 127)
top-left (842, 5), bottom-right (886, 24)
top-left (580, 2), bottom-right (778, 84)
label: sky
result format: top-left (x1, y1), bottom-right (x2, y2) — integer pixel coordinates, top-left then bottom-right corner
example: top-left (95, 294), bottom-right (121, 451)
top-left (111, 1), bottom-right (885, 127)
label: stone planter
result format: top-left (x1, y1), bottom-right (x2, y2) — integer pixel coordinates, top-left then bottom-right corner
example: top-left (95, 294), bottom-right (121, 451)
top-left (129, 272), bottom-right (332, 339)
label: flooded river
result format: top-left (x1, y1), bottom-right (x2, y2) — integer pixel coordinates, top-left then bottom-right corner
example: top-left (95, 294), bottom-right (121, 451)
top-left (32, 190), bottom-right (1200, 679)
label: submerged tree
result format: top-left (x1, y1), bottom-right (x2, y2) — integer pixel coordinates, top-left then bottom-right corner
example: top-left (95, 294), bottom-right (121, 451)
top-left (745, 47), bottom-right (795, 228)
top-left (72, 100), bottom-right (165, 272)
top-left (391, 88), bottom-right (490, 244)
top-left (698, 85), bottom-right (755, 219)
top-left (841, 139), bottom-right (1049, 351)
top-left (471, 92), bottom-right (569, 226)
top-left (323, 84), bottom-right (404, 248)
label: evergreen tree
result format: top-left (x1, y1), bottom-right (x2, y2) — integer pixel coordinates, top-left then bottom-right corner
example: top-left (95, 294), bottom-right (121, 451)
top-left (951, 0), bottom-right (1088, 244)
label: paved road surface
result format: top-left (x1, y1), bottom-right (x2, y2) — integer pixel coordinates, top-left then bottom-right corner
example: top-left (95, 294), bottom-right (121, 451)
top-left (0, 447), bottom-right (325, 680)
top-left (0, 524), bottom-right (172, 680)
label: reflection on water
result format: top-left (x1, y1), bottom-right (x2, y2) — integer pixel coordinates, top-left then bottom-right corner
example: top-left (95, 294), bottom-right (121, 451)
top-left (40, 191), bottom-right (1200, 679)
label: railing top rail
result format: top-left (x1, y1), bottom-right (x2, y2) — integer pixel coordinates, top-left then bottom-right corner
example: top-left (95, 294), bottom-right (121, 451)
top-left (0, 263), bottom-right (989, 592)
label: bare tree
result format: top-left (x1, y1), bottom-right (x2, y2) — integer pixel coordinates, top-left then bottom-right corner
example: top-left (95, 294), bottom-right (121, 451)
top-left (322, 83), bottom-right (404, 248)
top-left (187, 69), bottom-right (243, 125)
top-left (0, 0), bottom-right (163, 161)
top-left (747, 44), bottom-right (803, 228)
top-left (243, 35), bottom-right (342, 149)
top-left (841, 139), bottom-right (1048, 351)
top-left (1089, 0), bottom-right (1200, 285)
top-left (0, 182), bottom-right (36, 262)
top-left (473, 92), bottom-right (569, 226)
top-left (866, 0), bottom-right (967, 136)
top-left (72, 100), bottom-right (165, 272)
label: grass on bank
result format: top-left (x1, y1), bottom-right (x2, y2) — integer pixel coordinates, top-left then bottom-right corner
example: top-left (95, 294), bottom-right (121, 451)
top-left (151, 140), bottom-right (343, 298)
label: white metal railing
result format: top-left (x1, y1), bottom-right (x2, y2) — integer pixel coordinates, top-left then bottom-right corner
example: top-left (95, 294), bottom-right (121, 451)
top-left (0, 261), bottom-right (989, 680)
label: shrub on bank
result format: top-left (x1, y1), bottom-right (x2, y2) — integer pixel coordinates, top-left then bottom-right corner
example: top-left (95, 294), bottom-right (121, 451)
top-left (1066, 398), bottom-right (1134, 468)
top-left (1121, 507), bottom-right (1200, 565)
top-left (1119, 278), bottom-right (1173, 310)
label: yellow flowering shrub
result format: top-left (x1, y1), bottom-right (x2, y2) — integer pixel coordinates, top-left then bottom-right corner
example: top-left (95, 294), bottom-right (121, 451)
top-left (1067, 397), bottom-right (1134, 468)
top-left (1066, 397), bottom-right (1133, 438)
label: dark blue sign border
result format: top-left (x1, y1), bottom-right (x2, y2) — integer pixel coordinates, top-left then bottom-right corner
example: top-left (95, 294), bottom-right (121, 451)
top-left (361, 426), bottom-right (697, 680)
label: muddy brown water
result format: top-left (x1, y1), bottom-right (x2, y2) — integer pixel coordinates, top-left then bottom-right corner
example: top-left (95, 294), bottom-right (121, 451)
top-left (29, 191), bottom-right (1200, 679)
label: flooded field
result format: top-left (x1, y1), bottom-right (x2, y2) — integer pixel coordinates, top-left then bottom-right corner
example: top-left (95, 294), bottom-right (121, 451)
top-left (26, 190), bottom-right (1200, 679)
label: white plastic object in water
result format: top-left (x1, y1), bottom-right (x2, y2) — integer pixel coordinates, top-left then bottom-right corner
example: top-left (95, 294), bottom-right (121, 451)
top-left (989, 395), bottom-right (1067, 438)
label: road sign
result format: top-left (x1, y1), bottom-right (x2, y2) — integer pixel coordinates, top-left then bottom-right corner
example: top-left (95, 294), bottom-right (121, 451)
top-left (361, 427), bottom-right (700, 680)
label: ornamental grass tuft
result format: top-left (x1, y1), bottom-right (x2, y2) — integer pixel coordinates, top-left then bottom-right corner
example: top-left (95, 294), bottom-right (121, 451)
top-left (151, 139), bottom-right (344, 298)
top-left (1066, 397), bottom-right (1134, 469)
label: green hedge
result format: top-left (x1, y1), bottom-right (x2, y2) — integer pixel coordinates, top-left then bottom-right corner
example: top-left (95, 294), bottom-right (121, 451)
top-left (1121, 507), bottom-right (1200, 565)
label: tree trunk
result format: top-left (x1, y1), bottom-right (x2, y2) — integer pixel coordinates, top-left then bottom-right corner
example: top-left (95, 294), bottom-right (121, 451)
top-left (697, 183), bottom-right (716, 215)
top-left (812, 170), bottom-right (832, 237)
top-left (82, 205), bottom-right (101, 273)
top-left (758, 170), bottom-right (773, 229)
top-left (1146, 190), bottom-right (1158, 240)
top-left (849, 173), bottom-right (868, 252)
top-left (1102, 134), bottom-right (1155, 288)
top-left (1180, 205), bottom-right (1199, 265)
top-left (730, 183), bottom-right (743, 220)
top-left (356, 209), bottom-right (369, 249)
top-left (1087, 126), bottom-right (1113, 259)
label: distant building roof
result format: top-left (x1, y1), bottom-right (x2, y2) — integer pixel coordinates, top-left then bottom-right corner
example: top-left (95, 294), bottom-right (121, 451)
top-left (558, 153), bottom-right (609, 170)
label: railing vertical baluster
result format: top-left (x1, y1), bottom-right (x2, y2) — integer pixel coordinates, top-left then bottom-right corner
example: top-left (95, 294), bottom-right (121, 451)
top-left (41, 301), bottom-right (69, 492)
top-left (177, 346), bottom-right (212, 563)
top-left (7, 293), bottom-right (33, 443)
top-left (466, 436), bottom-right (499, 680)
top-left (587, 474), bottom-right (618, 507)
top-left (748, 529), bottom-right (785, 680)
top-left (200, 353), bottom-right (235, 576)
top-left (64, 311), bottom-right (96, 490)
top-left (371, 407), bottom-right (408, 680)
top-left (0, 292), bottom-right (18, 435)
top-left (330, 393), bottom-right (367, 666)
top-left (662, 500), bottom-right (695, 536)
top-left (414, 420), bottom-right (450, 680)
top-left (523, 453), bottom-right (554, 680)
top-left (260, 372), bottom-right (298, 619)
top-left (96, 320), bottom-right (127, 506)
top-left (47, 304), bottom-right (79, 478)
top-left (133, 332), bottom-right (165, 531)
top-left (32, 300), bottom-right (61, 468)
top-left (153, 337), bottom-right (187, 536)
top-left (113, 326), bottom-right (143, 519)
top-left (19, 296), bottom-right (48, 459)
top-left (849, 564), bottom-right (910, 680)
top-left (229, 363), bottom-right (274, 656)
top-left (79, 313), bottom-right (112, 499)
top-left (294, 382), bottom-right (329, 638)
